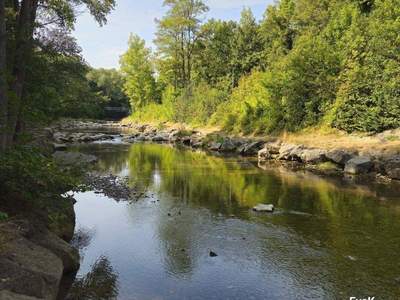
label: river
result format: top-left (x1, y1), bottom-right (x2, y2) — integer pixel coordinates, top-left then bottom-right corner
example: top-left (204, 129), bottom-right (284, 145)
top-left (67, 142), bottom-right (400, 299)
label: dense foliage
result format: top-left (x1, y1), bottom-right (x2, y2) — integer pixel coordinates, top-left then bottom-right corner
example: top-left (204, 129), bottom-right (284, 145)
top-left (123, 0), bottom-right (400, 134)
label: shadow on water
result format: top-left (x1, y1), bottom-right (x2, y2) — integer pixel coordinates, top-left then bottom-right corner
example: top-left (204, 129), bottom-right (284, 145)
top-left (70, 143), bottom-right (400, 299)
top-left (66, 256), bottom-right (119, 300)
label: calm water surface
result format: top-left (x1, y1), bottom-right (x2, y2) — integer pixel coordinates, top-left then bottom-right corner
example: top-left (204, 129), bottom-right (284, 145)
top-left (70, 143), bottom-right (400, 300)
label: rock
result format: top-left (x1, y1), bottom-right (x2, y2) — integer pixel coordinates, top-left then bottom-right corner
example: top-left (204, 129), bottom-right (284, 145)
top-left (265, 141), bottom-right (282, 155)
top-left (253, 204), bottom-right (275, 212)
top-left (53, 143), bottom-right (67, 151)
top-left (384, 155), bottom-right (400, 180)
top-left (31, 229), bottom-right (80, 274)
top-left (209, 142), bottom-right (222, 151)
top-left (209, 251), bottom-right (218, 257)
top-left (278, 143), bottom-right (304, 161)
top-left (326, 149), bottom-right (354, 166)
top-left (151, 135), bottom-right (168, 142)
top-left (53, 132), bottom-right (68, 143)
top-left (299, 149), bottom-right (327, 164)
top-left (0, 235), bottom-right (63, 299)
top-left (53, 151), bottom-right (98, 166)
top-left (344, 156), bottom-right (373, 174)
top-left (258, 148), bottom-right (272, 161)
top-left (181, 137), bottom-right (192, 146)
top-left (239, 141), bottom-right (264, 156)
top-left (219, 139), bottom-right (236, 152)
top-left (0, 291), bottom-right (41, 300)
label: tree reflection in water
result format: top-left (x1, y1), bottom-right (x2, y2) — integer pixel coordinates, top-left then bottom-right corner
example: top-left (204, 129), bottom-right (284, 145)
top-left (67, 256), bottom-right (119, 300)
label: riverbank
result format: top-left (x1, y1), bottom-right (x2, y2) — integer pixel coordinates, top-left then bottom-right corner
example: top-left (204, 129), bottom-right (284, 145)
top-left (53, 119), bottom-right (400, 182)
top-left (0, 128), bottom-right (82, 300)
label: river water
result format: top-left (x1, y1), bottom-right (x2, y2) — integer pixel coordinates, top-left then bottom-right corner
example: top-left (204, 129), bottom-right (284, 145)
top-left (69, 142), bottom-right (400, 300)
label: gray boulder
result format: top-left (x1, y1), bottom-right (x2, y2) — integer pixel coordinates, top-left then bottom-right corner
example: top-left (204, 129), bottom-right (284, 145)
top-left (299, 149), bottom-right (327, 164)
top-left (258, 148), bottom-right (272, 161)
top-left (0, 237), bottom-right (63, 299)
top-left (326, 149), bottom-right (354, 166)
top-left (238, 141), bottom-right (264, 156)
top-left (278, 143), bottom-right (304, 161)
top-left (384, 155), bottom-right (400, 180)
top-left (209, 142), bottom-right (222, 151)
top-left (219, 139), bottom-right (236, 152)
top-left (344, 156), bottom-right (373, 174)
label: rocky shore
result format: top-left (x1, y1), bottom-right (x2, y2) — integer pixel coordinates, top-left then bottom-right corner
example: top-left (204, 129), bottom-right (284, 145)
top-left (0, 209), bottom-right (79, 300)
top-left (51, 120), bottom-right (400, 182)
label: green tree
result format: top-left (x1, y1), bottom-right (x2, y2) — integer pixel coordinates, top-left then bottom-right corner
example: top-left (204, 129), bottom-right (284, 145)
top-left (230, 8), bottom-right (263, 87)
top-left (193, 19), bottom-right (237, 88)
top-left (0, 0), bottom-right (115, 150)
top-left (87, 68), bottom-right (129, 108)
top-left (155, 0), bottom-right (209, 89)
top-left (120, 34), bottom-right (158, 111)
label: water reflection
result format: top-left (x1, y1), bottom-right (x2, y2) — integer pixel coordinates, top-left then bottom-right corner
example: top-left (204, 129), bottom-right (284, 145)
top-left (71, 143), bottom-right (400, 299)
top-left (67, 256), bottom-right (119, 300)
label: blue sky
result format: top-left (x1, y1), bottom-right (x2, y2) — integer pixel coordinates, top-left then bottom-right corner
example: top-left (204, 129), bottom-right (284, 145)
top-left (73, 0), bottom-right (274, 69)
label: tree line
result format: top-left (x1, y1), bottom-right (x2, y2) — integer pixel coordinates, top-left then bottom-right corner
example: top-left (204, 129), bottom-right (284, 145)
top-left (121, 0), bottom-right (400, 135)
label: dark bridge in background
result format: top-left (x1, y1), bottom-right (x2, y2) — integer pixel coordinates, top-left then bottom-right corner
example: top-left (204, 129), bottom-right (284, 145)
top-left (104, 106), bottom-right (130, 120)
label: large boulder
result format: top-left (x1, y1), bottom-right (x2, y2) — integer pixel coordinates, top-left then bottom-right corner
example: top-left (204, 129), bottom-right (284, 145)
top-left (258, 141), bottom-right (282, 161)
top-left (299, 149), bottom-right (327, 164)
top-left (219, 139), bottom-right (236, 152)
top-left (278, 143), bottom-right (304, 161)
top-left (326, 149), bottom-right (354, 166)
top-left (384, 155), bottom-right (400, 180)
top-left (344, 156), bottom-right (373, 174)
top-left (0, 236), bottom-right (63, 299)
top-left (238, 141), bottom-right (264, 156)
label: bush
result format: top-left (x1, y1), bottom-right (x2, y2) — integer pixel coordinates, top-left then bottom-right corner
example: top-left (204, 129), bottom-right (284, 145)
top-left (0, 147), bottom-right (83, 202)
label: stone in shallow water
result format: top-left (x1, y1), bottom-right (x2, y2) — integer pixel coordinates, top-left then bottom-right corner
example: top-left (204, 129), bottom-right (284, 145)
top-left (253, 204), bottom-right (275, 212)
top-left (209, 251), bottom-right (218, 257)
top-left (344, 156), bottom-right (373, 174)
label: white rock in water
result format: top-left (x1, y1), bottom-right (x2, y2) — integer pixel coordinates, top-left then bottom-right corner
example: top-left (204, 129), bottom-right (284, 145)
top-left (253, 204), bottom-right (274, 212)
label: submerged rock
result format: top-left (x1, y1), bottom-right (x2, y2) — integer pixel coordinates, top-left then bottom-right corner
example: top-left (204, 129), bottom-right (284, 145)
top-left (253, 204), bottom-right (275, 212)
top-left (209, 251), bottom-right (218, 257)
top-left (53, 151), bottom-right (98, 166)
top-left (344, 157), bottom-right (373, 174)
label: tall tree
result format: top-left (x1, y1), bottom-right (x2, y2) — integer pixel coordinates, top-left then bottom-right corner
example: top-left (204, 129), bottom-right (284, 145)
top-left (155, 0), bottom-right (208, 89)
top-left (0, 0), bottom-right (115, 149)
top-left (120, 34), bottom-right (158, 111)
top-left (231, 8), bottom-right (263, 87)
top-left (193, 19), bottom-right (237, 88)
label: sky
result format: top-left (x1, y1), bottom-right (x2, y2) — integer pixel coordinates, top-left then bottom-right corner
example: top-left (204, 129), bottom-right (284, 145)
top-left (73, 0), bottom-right (274, 69)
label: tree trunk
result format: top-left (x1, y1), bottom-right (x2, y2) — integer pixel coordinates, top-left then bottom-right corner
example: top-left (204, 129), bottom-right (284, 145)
top-left (7, 0), bottom-right (37, 144)
top-left (0, 0), bottom-right (7, 151)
